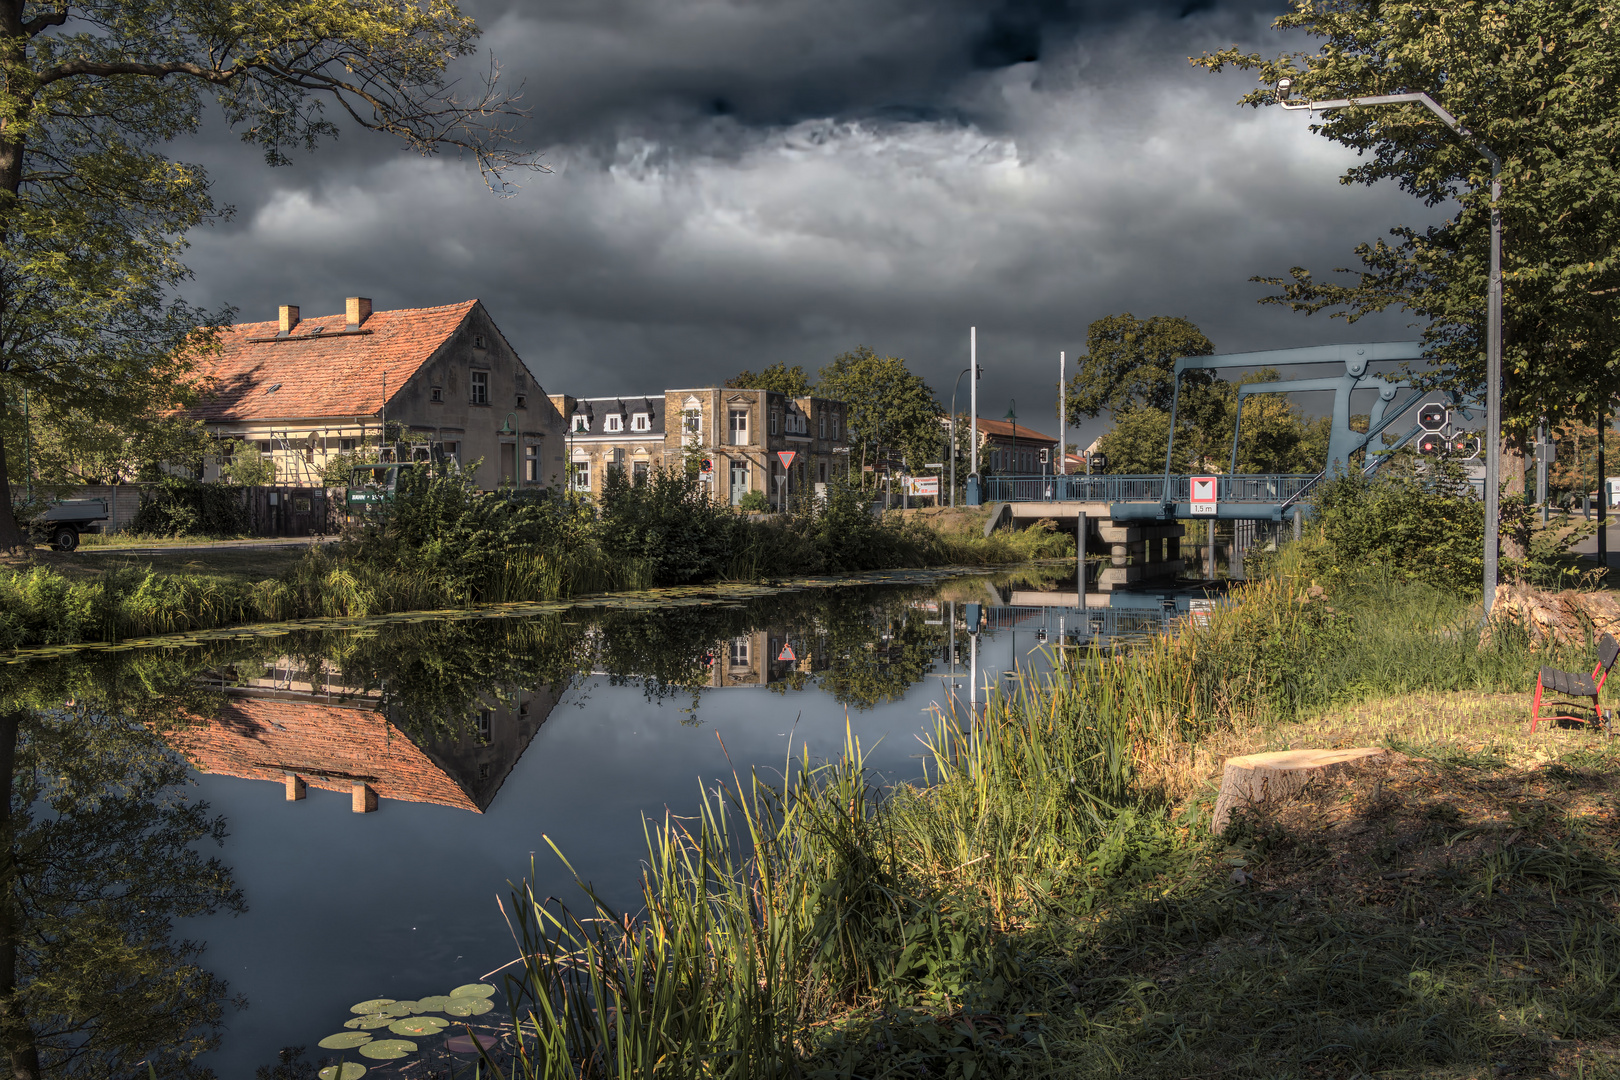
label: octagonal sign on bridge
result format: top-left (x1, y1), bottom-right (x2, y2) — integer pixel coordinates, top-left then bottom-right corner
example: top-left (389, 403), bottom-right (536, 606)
top-left (1191, 476), bottom-right (1218, 516)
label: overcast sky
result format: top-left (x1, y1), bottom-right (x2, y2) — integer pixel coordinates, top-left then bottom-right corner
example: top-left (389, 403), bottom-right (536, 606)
top-left (179, 0), bottom-right (1446, 448)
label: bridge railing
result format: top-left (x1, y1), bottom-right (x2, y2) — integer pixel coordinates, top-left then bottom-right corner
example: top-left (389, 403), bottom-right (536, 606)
top-left (981, 473), bottom-right (1321, 505)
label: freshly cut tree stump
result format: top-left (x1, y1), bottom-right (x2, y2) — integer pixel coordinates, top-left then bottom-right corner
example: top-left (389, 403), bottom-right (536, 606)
top-left (1211, 748), bottom-right (1388, 833)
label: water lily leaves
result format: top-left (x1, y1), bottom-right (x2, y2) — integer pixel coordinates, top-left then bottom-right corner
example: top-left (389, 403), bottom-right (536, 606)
top-left (358, 1039), bottom-right (417, 1060)
top-left (412, 995), bottom-right (453, 1012)
top-left (317, 1032), bottom-right (373, 1050)
top-left (344, 1014), bottom-right (396, 1030)
top-left (380, 1000), bottom-right (419, 1017)
top-left (444, 996), bottom-right (494, 1017)
top-left (319, 1065), bottom-right (367, 1080)
top-left (388, 1016), bottom-right (448, 1036)
top-left (450, 983), bottom-right (497, 999)
top-left (350, 999), bottom-right (396, 1014)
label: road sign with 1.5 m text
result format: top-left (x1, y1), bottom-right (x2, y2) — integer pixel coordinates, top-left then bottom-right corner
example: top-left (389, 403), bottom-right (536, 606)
top-left (1191, 476), bottom-right (1218, 516)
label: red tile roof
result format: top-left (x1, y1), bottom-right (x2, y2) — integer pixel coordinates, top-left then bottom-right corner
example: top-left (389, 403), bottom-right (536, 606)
top-left (167, 697), bottom-right (480, 813)
top-left (976, 417), bottom-right (1056, 443)
top-left (184, 300), bottom-right (479, 422)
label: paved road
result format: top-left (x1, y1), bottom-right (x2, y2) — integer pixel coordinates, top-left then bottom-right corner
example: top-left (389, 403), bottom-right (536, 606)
top-left (72, 536), bottom-right (333, 557)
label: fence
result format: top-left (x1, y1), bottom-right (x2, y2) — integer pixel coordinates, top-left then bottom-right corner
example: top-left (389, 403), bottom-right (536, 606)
top-left (980, 472), bottom-right (1321, 506)
top-left (11, 483), bottom-right (344, 538)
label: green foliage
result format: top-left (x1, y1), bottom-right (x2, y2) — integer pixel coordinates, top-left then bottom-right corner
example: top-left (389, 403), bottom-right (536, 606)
top-left (1300, 464), bottom-right (1486, 591)
top-left (737, 489), bottom-right (771, 512)
top-left (817, 346), bottom-right (941, 474)
top-left (1067, 312), bottom-right (1215, 419)
top-left (725, 362), bottom-right (814, 396)
top-left (317, 445), bottom-right (378, 488)
top-left (599, 465), bottom-right (735, 585)
top-left (128, 478), bottom-right (249, 537)
top-left (221, 444), bottom-right (277, 486)
top-left (1194, 1), bottom-right (1620, 434)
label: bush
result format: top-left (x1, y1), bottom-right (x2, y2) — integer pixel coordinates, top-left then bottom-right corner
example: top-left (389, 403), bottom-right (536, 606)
top-left (128, 479), bottom-right (249, 537)
top-left (737, 489), bottom-right (771, 512)
top-left (598, 466), bottom-right (735, 585)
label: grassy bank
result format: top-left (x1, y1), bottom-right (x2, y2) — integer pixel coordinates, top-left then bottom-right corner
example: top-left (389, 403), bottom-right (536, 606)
top-left (468, 560), bottom-right (1620, 1080)
top-left (0, 505), bottom-right (1070, 653)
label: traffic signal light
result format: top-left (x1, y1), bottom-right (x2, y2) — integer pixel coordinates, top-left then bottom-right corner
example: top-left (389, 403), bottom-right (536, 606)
top-left (1451, 435), bottom-right (1482, 460)
top-left (1417, 402), bottom-right (1449, 431)
top-left (1416, 433), bottom-right (1445, 456)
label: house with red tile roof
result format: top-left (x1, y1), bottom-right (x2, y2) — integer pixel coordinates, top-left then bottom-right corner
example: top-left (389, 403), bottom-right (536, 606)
top-left (185, 298), bottom-right (567, 490)
top-left (976, 417), bottom-right (1058, 475)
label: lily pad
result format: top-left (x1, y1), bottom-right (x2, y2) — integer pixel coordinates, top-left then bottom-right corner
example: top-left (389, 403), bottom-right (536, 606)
top-left (412, 994), bottom-right (453, 1013)
top-left (388, 1016), bottom-right (448, 1036)
top-left (380, 1000), bottom-right (419, 1017)
top-left (317, 1032), bottom-right (373, 1050)
top-left (358, 1039), bottom-right (417, 1061)
top-left (318, 1065), bottom-right (367, 1080)
top-left (344, 1014), bottom-right (396, 1030)
top-left (350, 999), bottom-right (396, 1015)
top-left (449, 983), bottom-right (497, 999)
top-left (444, 996), bottom-right (494, 1017)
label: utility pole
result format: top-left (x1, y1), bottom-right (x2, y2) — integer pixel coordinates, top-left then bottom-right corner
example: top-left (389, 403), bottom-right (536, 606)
top-left (969, 327), bottom-right (978, 478)
top-left (1058, 351), bottom-right (1066, 476)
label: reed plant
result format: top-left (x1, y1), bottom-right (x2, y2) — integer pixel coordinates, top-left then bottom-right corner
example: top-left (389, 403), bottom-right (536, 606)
top-left (489, 563), bottom-right (1612, 1079)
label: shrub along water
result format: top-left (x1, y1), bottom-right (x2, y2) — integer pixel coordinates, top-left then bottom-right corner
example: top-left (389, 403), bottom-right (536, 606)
top-left (490, 561), bottom-right (1604, 1079)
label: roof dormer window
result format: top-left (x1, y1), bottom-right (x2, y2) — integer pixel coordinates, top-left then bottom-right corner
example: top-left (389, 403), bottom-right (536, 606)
top-left (573, 413), bottom-right (590, 433)
top-left (604, 414), bottom-right (623, 433)
top-left (631, 413), bottom-right (651, 432)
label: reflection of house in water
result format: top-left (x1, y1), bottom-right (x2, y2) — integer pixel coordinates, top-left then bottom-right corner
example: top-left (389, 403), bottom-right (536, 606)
top-left (167, 663), bottom-right (561, 813)
top-left (709, 629), bottom-right (828, 688)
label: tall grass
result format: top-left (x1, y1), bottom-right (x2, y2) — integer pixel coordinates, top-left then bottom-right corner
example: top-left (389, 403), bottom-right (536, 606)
top-left (487, 565), bottom-right (1592, 1078)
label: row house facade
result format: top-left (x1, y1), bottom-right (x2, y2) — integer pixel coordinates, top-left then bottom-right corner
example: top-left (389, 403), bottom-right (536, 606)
top-left (186, 298), bottom-right (568, 491)
top-left (548, 388), bottom-right (849, 505)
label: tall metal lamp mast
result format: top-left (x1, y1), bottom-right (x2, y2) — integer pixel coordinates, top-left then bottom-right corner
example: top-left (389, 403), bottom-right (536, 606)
top-left (1277, 79), bottom-right (1502, 616)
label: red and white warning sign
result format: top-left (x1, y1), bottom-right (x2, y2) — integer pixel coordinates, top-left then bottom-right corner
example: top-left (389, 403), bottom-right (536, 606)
top-left (777, 450), bottom-right (797, 469)
top-left (777, 642), bottom-right (797, 662)
top-left (1190, 476), bottom-right (1218, 516)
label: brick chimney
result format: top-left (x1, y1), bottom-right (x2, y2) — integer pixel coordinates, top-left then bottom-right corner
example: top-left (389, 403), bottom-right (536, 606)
top-left (346, 296), bottom-right (372, 330)
top-left (278, 305), bottom-right (299, 336)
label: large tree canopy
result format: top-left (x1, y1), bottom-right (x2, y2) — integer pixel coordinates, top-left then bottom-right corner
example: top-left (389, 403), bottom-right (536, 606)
top-left (723, 362), bottom-right (813, 397)
top-left (0, 1), bottom-right (534, 547)
top-left (1194, 0), bottom-right (1620, 473)
top-left (816, 346), bottom-right (940, 476)
top-left (1066, 313), bottom-right (1216, 421)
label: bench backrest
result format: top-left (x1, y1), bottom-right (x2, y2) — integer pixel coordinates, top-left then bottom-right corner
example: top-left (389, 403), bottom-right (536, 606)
top-left (1598, 633), bottom-right (1620, 678)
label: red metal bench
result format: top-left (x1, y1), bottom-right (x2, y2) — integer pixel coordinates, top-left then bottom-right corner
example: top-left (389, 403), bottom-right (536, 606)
top-left (1531, 632), bottom-right (1619, 732)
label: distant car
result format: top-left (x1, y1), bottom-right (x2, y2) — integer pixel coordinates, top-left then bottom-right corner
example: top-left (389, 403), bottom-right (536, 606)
top-left (20, 497), bottom-right (109, 551)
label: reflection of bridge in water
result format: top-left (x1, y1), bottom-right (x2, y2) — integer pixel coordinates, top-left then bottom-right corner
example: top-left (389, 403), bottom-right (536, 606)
top-left (968, 340), bottom-right (1479, 589)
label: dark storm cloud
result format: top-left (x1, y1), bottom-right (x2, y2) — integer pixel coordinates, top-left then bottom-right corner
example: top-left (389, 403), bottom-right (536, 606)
top-left (178, 0), bottom-right (1447, 449)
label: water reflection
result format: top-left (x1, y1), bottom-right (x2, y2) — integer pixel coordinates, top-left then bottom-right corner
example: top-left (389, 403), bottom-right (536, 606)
top-left (0, 570), bottom-right (1212, 1077)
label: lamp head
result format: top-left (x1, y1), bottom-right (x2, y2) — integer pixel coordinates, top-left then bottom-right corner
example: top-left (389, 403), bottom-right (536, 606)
top-left (1274, 77), bottom-right (1293, 100)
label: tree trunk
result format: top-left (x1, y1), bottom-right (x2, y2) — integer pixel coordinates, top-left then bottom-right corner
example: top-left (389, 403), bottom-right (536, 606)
top-left (0, 710), bottom-right (39, 1079)
top-left (1211, 747), bottom-right (1388, 833)
top-left (0, 420), bottom-right (23, 552)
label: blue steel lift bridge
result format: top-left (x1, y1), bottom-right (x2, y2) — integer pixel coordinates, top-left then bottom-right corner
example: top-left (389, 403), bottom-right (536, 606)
top-left (975, 340), bottom-right (1474, 523)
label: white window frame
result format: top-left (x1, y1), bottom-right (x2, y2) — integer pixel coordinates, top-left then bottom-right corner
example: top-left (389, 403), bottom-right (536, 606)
top-left (631, 413), bottom-right (651, 432)
top-left (730, 637), bottom-right (749, 666)
top-left (605, 414), bottom-right (623, 433)
top-left (470, 370), bottom-right (489, 405)
top-left (524, 444), bottom-right (540, 483)
top-left (573, 415), bottom-right (590, 433)
top-left (683, 407), bottom-right (703, 444)
top-left (729, 409), bottom-right (748, 446)
top-left (572, 461), bottom-right (591, 491)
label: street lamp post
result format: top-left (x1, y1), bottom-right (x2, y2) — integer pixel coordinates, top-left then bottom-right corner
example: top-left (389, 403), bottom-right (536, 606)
top-left (1276, 80), bottom-right (1503, 616)
top-left (948, 366), bottom-right (972, 507)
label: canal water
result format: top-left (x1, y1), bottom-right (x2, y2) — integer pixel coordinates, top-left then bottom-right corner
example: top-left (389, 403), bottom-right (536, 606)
top-left (0, 569), bottom-right (1212, 1078)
